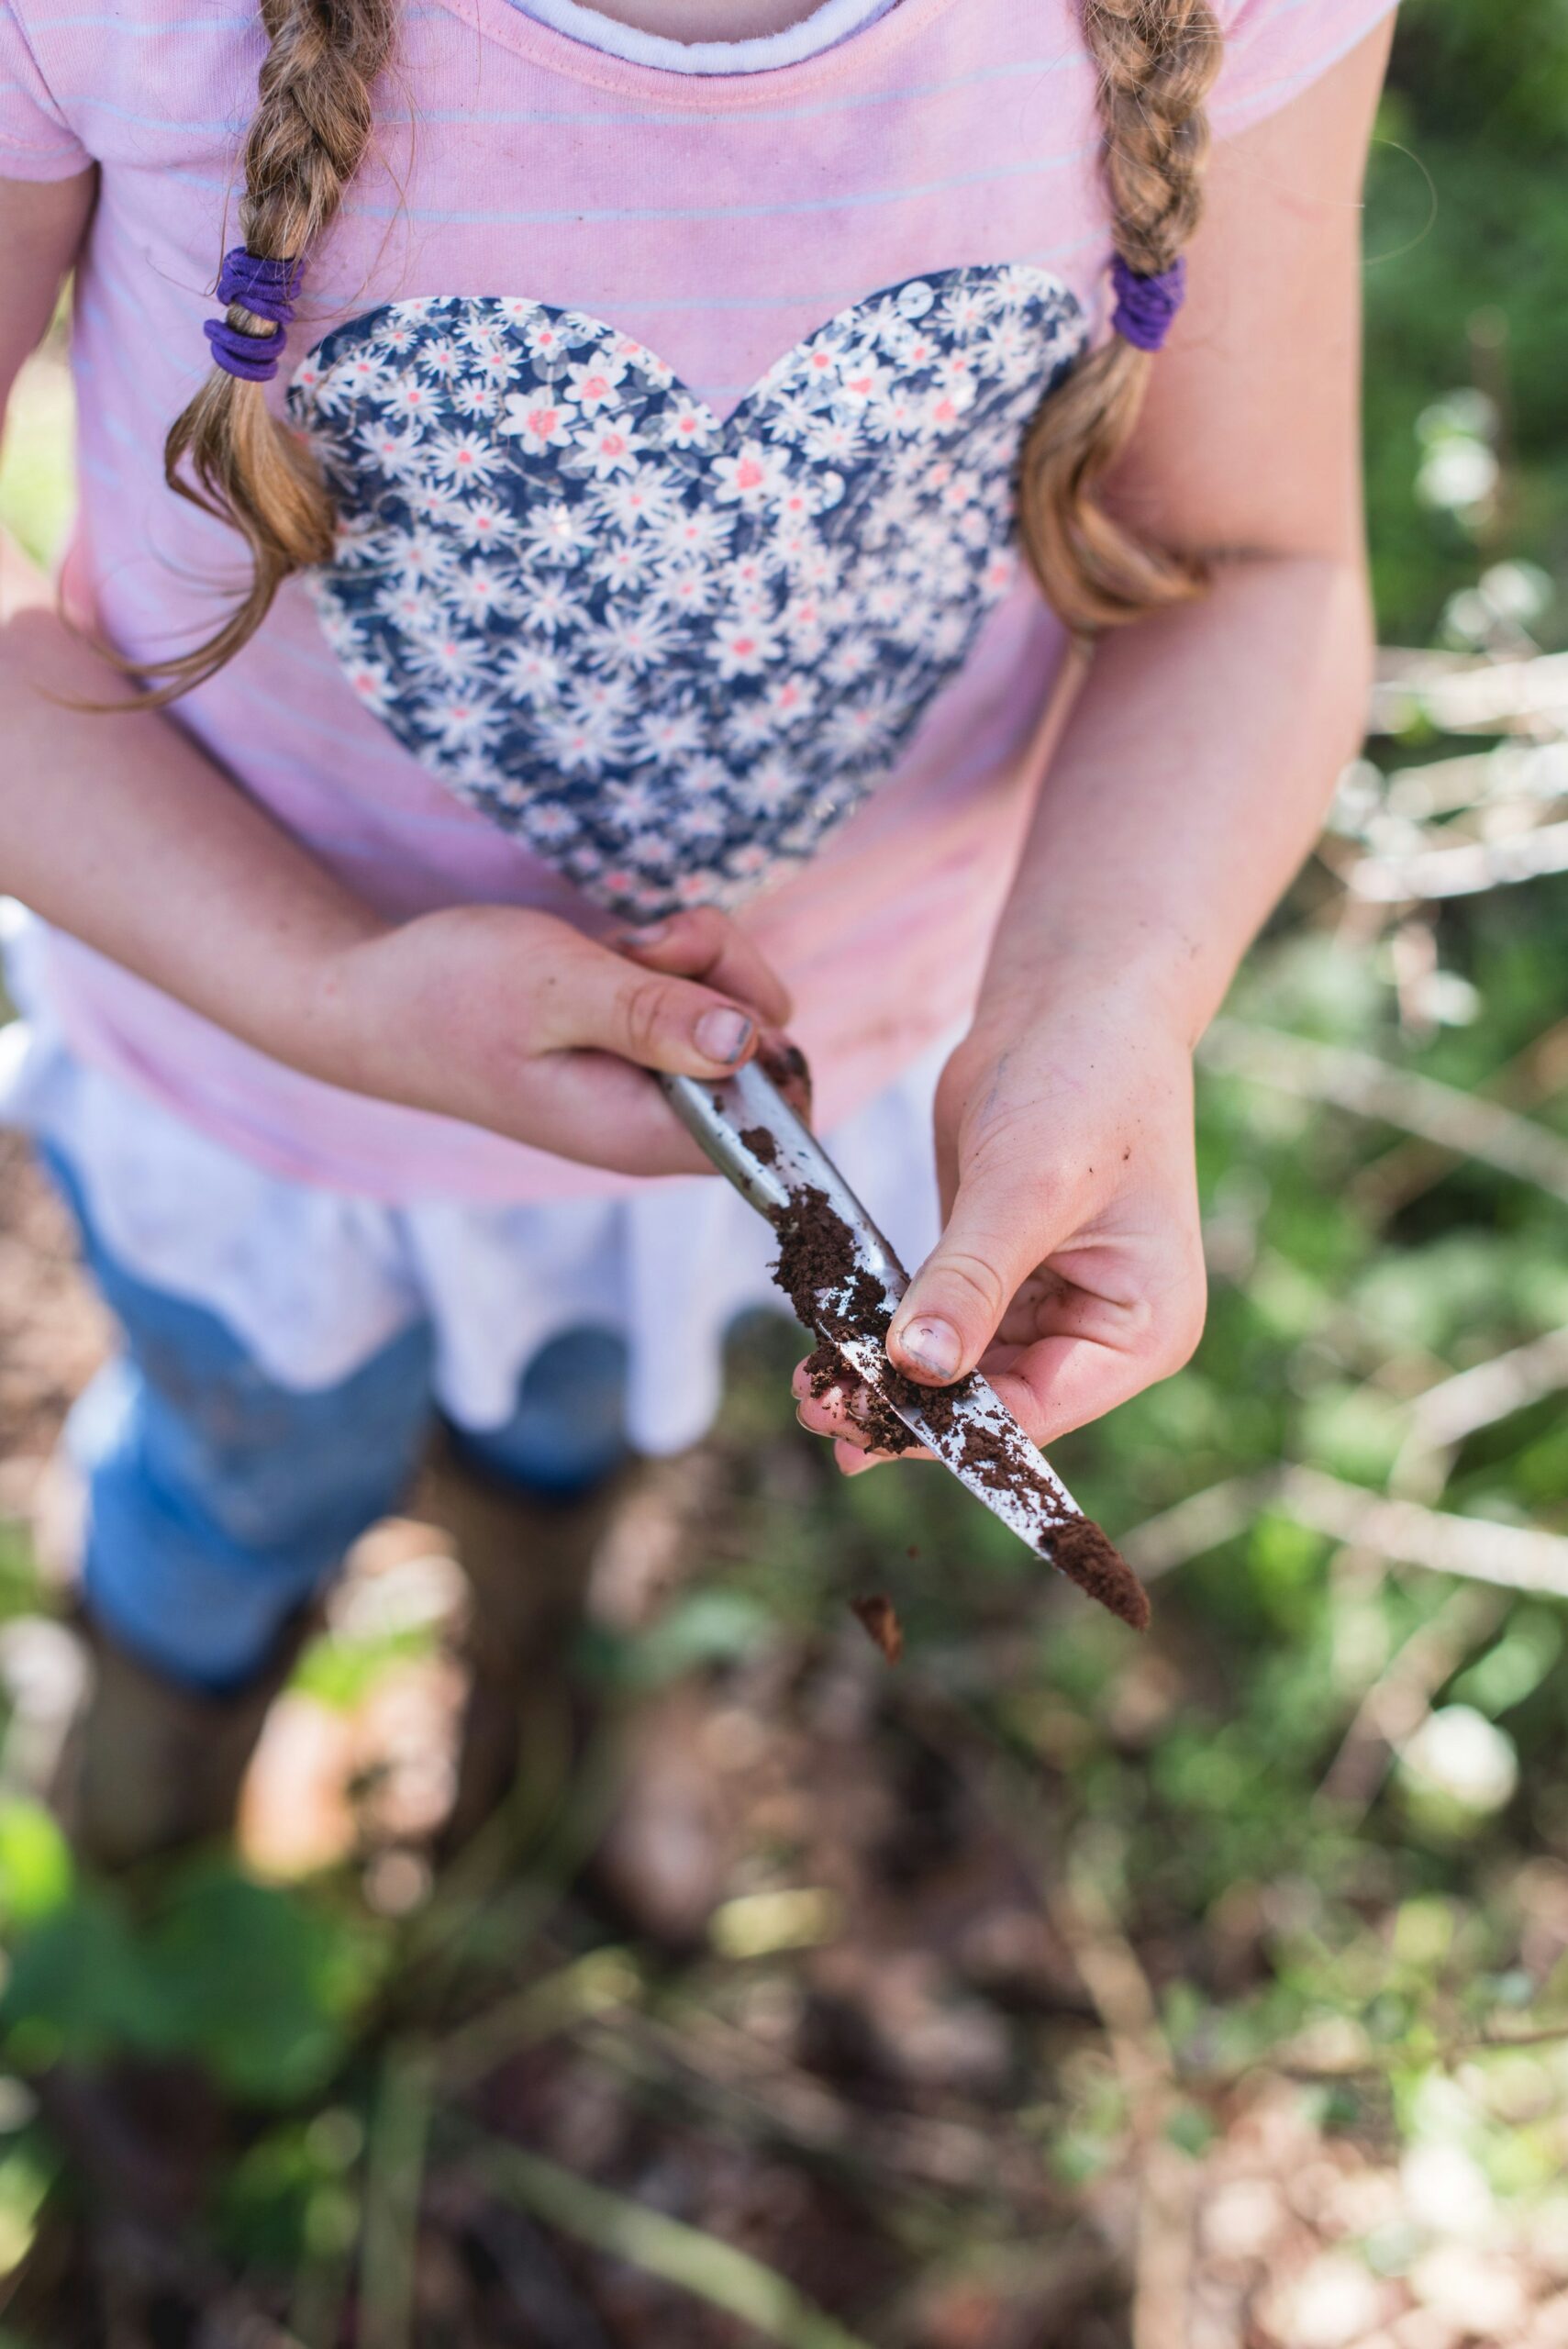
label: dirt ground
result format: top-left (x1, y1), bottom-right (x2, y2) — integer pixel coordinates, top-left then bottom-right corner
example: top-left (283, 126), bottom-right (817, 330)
top-left (0, 1137), bottom-right (109, 1524)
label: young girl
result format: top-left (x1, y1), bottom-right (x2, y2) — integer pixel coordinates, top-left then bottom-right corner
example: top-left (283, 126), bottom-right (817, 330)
top-left (0, 0), bottom-right (1394, 1860)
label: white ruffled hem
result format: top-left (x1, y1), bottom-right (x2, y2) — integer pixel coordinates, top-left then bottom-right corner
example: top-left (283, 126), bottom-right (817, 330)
top-left (0, 917), bottom-right (945, 1456)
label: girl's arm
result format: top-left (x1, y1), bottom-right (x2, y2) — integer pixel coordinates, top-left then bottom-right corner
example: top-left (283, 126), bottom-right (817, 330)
top-left (799, 18), bottom-right (1394, 1464)
top-left (0, 174), bottom-right (784, 1175)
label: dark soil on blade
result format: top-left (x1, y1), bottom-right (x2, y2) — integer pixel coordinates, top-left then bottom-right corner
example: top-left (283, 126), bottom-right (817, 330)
top-left (772, 1182), bottom-right (1149, 1627)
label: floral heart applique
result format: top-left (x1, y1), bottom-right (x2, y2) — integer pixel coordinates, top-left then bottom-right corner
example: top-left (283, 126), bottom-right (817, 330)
top-left (288, 264), bottom-right (1086, 919)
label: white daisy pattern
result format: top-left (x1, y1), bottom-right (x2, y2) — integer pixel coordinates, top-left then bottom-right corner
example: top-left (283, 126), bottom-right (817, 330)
top-left (289, 265), bottom-right (1086, 918)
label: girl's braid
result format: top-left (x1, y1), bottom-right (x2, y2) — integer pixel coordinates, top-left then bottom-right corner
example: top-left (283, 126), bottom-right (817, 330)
top-left (147, 0), bottom-right (396, 697)
top-left (1018, 0), bottom-right (1224, 634)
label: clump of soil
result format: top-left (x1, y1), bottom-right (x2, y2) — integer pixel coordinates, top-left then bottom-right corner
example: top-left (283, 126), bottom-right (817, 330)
top-left (759, 1039), bottom-right (811, 1093)
top-left (759, 1040), bottom-right (813, 1121)
top-left (774, 1186), bottom-right (991, 1459)
top-left (739, 1125), bottom-right (779, 1166)
top-left (772, 1183), bottom-right (1149, 1628)
top-left (777, 1190), bottom-right (920, 1456)
top-left (851, 1594), bottom-right (904, 1664)
top-left (771, 1184), bottom-right (865, 1328)
top-left (1051, 1517), bottom-right (1151, 1631)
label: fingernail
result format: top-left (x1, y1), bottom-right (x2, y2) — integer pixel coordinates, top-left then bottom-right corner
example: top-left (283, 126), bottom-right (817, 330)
top-left (695, 1008), bottom-right (753, 1064)
top-left (896, 1316), bottom-right (962, 1380)
top-left (616, 919), bottom-right (670, 947)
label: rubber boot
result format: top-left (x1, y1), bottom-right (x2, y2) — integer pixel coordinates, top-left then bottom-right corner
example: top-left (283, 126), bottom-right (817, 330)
top-left (428, 1442), bottom-right (739, 1944)
top-left (38, 1612), bottom-right (313, 2230)
top-left (425, 1436), bottom-right (623, 1854)
top-left (53, 1609), bottom-right (313, 1874)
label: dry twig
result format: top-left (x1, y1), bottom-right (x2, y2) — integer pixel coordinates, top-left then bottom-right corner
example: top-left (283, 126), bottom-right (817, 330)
top-left (1050, 1859), bottom-right (1196, 2349)
top-left (1370, 649), bottom-right (1568, 737)
top-left (1390, 1327), bottom-right (1568, 1501)
top-left (1281, 1464), bottom-right (1568, 1598)
top-left (1315, 1581), bottom-right (1507, 1819)
top-left (467, 2133), bottom-right (874, 2349)
top-left (1349, 812), bottom-right (1568, 902)
top-left (1201, 1020), bottom-right (1568, 1202)
top-left (1405, 1325), bottom-right (1568, 1454)
top-left (1121, 1464), bottom-right (1568, 1599)
top-left (1347, 1012), bottom-right (1568, 1218)
top-left (894, 1692), bottom-right (1193, 2349)
top-left (358, 2047), bottom-right (434, 2349)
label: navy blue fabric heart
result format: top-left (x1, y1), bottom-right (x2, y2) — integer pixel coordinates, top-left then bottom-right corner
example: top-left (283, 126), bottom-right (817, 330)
top-left (289, 264), bottom-right (1086, 919)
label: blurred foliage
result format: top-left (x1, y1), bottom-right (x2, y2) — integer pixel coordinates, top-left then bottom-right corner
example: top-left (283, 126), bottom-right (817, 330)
top-left (0, 291), bottom-right (72, 573)
top-left (0, 1814), bottom-right (384, 2099)
top-left (0, 0), bottom-right (1566, 2338)
top-left (1367, 0), bottom-right (1568, 641)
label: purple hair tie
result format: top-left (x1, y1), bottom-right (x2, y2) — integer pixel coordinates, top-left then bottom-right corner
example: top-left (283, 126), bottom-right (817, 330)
top-left (203, 246), bottom-right (305, 384)
top-left (1109, 253), bottom-right (1186, 353)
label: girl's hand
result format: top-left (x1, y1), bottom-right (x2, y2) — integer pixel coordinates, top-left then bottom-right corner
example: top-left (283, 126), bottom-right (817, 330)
top-left (794, 980), bottom-right (1207, 1472)
top-left (316, 904), bottom-right (793, 1176)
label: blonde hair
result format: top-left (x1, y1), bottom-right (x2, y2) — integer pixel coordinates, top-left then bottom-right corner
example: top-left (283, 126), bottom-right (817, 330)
top-left (140, 0), bottom-right (1220, 697)
top-left (1020, 0), bottom-right (1224, 631)
top-left (143, 0), bottom-right (395, 701)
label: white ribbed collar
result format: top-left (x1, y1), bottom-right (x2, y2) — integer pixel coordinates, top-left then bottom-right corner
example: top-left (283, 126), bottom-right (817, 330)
top-left (507, 0), bottom-right (899, 75)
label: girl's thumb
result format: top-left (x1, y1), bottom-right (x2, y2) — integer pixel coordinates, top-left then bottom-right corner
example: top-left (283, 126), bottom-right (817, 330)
top-left (886, 1170), bottom-right (1050, 1386)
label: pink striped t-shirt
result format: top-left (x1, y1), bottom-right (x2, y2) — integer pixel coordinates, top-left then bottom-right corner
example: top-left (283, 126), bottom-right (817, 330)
top-left (2, 0), bottom-right (1393, 1204)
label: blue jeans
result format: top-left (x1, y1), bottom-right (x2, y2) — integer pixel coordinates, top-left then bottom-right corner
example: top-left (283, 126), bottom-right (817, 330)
top-left (45, 1150), bottom-right (628, 1692)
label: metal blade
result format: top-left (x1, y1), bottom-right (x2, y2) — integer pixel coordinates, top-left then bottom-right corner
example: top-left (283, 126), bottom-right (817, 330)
top-left (826, 1330), bottom-right (1079, 1553)
top-left (661, 1060), bottom-right (1084, 1557)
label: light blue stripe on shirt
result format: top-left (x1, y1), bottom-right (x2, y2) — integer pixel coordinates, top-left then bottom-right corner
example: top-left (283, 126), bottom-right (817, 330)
top-left (392, 54), bottom-right (1075, 134)
top-left (49, 54), bottom-right (1077, 141)
top-left (344, 143), bottom-right (1095, 228)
